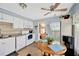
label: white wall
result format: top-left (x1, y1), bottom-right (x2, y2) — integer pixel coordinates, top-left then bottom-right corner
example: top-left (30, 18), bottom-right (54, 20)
top-left (74, 24), bottom-right (79, 54)
top-left (73, 12), bottom-right (79, 55)
top-left (33, 21), bottom-right (40, 41)
top-left (61, 18), bottom-right (72, 36)
top-left (38, 17), bottom-right (60, 25)
top-left (45, 24), bottom-right (52, 37)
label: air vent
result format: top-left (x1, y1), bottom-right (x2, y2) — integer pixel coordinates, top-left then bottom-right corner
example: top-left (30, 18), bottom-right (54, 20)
top-left (59, 15), bottom-right (70, 19)
top-left (63, 15), bottom-right (70, 19)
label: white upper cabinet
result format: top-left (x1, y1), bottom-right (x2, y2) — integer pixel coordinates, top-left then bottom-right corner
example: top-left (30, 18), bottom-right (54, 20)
top-left (13, 17), bottom-right (19, 28)
top-left (12, 17), bottom-right (33, 29)
top-left (0, 37), bottom-right (15, 56)
top-left (0, 12), bottom-right (4, 20)
top-left (0, 12), bottom-right (33, 29)
top-left (23, 20), bottom-right (27, 28)
top-left (0, 13), bottom-right (13, 23)
top-left (3, 13), bottom-right (13, 23)
top-left (17, 18), bottom-right (23, 28)
top-left (13, 17), bottom-right (23, 28)
top-left (28, 21), bottom-right (33, 28)
top-left (0, 12), bottom-right (2, 19)
top-left (23, 20), bottom-right (33, 28)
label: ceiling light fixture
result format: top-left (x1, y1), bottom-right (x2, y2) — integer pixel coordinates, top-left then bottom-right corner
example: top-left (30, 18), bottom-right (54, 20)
top-left (19, 3), bottom-right (27, 9)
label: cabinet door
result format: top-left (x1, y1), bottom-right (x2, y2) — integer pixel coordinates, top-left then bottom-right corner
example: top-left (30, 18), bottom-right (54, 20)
top-left (13, 17), bottom-right (23, 28)
top-left (27, 21), bottom-right (33, 28)
top-left (4, 37), bottom-right (15, 55)
top-left (23, 20), bottom-right (33, 28)
top-left (0, 37), bottom-right (15, 56)
top-left (18, 18), bottom-right (23, 28)
top-left (23, 20), bottom-right (28, 28)
top-left (0, 40), bottom-right (5, 56)
top-left (25, 35), bottom-right (28, 46)
top-left (2, 13), bottom-right (13, 23)
top-left (29, 21), bottom-right (33, 28)
top-left (13, 17), bottom-right (19, 28)
top-left (16, 35), bottom-right (25, 51)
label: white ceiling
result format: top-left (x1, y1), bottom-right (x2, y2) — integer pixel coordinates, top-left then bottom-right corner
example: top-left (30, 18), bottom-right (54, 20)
top-left (0, 3), bottom-right (74, 20)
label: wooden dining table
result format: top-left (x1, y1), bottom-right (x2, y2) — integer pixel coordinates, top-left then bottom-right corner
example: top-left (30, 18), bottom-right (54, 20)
top-left (34, 41), bottom-right (67, 56)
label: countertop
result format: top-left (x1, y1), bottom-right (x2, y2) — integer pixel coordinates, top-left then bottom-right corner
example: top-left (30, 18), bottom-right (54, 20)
top-left (0, 27), bottom-right (34, 39)
top-left (0, 33), bottom-right (34, 39)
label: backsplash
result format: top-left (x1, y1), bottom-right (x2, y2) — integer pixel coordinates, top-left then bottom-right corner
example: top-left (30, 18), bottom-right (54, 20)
top-left (0, 22), bottom-right (13, 30)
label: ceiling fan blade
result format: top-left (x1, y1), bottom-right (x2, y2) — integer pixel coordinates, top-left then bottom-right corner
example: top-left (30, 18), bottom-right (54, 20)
top-left (44, 12), bottom-right (51, 16)
top-left (41, 8), bottom-right (50, 11)
top-left (55, 8), bottom-right (67, 11)
top-left (53, 3), bottom-right (60, 9)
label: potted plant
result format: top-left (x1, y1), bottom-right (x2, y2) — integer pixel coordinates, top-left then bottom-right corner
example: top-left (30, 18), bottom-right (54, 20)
top-left (47, 37), bottom-right (54, 45)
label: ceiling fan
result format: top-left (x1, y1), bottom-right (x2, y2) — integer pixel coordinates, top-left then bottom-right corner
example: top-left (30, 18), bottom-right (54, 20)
top-left (41, 3), bottom-right (67, 16)
top-left (19, 3), bottom-right (27, 9)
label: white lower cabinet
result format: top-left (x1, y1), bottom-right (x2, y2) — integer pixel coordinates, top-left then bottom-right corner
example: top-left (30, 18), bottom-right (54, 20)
top-left (0, 34), bottom-right (35, 55)
top-left (16, 35), bottom-right (26, 51)
top-left (0, 37), bottom-right (15, 56)
top-left (16, 34), bottom-right (35, 51)
top-left (25, 34), bottom-right (35, 46)
top-left (0, 40), bottom-right (5, 56)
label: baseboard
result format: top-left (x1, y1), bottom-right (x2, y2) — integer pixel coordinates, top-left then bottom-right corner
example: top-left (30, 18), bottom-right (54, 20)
top-left (6, 51), bottom-right (18, 56)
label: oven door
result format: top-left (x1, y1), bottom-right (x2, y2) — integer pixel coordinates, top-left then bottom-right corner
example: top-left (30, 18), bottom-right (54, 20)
top-left (28, 34), bottom-right (33, 40)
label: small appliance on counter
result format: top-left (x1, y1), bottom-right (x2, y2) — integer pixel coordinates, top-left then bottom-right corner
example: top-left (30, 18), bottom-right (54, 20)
top-left (29, 29), bottom-right (33, 33)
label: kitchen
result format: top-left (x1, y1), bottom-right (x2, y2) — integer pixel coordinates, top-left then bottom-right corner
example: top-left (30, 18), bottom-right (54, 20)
top-left (0, 11), bottom-right (35, 55)
top-left (0, 3), bottom-right (79, 56)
